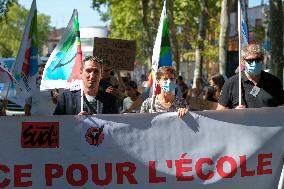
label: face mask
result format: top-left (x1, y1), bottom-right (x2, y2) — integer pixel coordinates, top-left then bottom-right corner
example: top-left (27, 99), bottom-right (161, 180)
top-left (245, 60), bottom-right (262, 76)
top-left (161, 79), bottom-right (176, 93)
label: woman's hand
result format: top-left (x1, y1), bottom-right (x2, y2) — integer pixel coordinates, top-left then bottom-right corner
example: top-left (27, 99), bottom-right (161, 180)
top-left (177, 108), bottom-right (188, 118)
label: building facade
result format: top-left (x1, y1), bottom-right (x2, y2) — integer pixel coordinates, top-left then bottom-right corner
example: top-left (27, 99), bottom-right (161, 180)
top-left (45, 26), bottom-right (109, 58)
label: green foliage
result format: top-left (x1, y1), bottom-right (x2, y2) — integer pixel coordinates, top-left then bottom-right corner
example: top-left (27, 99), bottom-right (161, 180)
top-left (91, 0), bottom-right (222, 67)
top-left (0, 3), bottom-right (51, 57)
top-left (0, 0), bottom-right (17, 20)
top-left (251, 26), bottom-right (265, 42)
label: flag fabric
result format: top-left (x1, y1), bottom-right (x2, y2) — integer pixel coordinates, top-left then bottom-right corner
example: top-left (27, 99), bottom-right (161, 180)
top-left (149, 0), bottom-right (172, 97)
top-left (40, 9), bottom-right (82, 91)
top-left (0, 60), bottom-right (18, 84)
top-left (238, 0), bottom-right (249, 73)
top-left (3, 0), bottom-right (38, 107)
top-left (240, 0), bottom-right (249, 46)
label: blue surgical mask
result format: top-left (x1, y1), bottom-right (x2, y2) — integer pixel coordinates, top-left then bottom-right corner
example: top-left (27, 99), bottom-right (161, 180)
top-left (245, 60), bottom-right (262, 76)
top-left (161, 79), bottom-right (176, 93)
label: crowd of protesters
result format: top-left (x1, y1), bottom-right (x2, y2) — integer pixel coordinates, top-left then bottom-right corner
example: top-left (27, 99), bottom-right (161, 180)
top-left (1, 43), bottom-right (284, 116)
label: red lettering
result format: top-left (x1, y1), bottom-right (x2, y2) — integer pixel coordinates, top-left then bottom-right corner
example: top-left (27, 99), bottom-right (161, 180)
top-left (195, 158), bottom-right (214, 180)
top-left (91, 163), bottom-right (112, 186)
top-left (66, 164), bottom-right (88, 186)
top-left (45, 164), bottom-right (63, 186)
top-left (216, 156), bottom-right (237, 178)
top-left (116, 162), bottom-right (137, 184)
top-left (14, 164), bottom-right (32, 187)
top-left (149, 161), bottom-right (166, 183)
top-left (175, 157), bottom-right (194, 181)
top-left (0, 165), bottom-right (10, 188)
top-left (240, 155), bottom-right (255, 177)
top-left (257, 153), bottom-right (272, 175)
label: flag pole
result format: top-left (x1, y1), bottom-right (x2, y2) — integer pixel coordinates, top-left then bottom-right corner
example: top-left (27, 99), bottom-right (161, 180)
top-left (277, 164), bottom-right (284, 189)
top-left (238, 0), bottom-right (242, 107)
top-left (81, 81), bottom-right (83, 112)
top-left (149, 0), bottom-right (167, 113)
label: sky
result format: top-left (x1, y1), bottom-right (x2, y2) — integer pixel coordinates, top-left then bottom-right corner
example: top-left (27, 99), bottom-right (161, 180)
top-left (19, 0), bottom-right (264, 29)
top-left (249, 0), bottom-right (267, 7)
top-left (18, 0), bottom-right (108, 28)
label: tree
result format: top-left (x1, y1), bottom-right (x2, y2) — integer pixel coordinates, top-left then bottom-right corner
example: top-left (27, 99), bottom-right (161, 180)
top-left (92, 0), bottom-right (221, 79)
top-left (167, 0), bottom-right (180, 72)
top-left (0, 0), bottom-right (16, 20)
top-left (218, 0), bottom-right (231, 75)
top-left (0, 3), bottom-right (51, 57)
top-left (193, 0), bottom-right (209, 87)
top-left (269, 0), bottom-right (283, 83)
top-left (140, 0), bottom-right (153, 59)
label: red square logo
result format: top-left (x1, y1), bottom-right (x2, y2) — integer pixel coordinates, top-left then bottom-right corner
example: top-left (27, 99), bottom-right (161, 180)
top-left (21, 122), bottom-right (59, 148)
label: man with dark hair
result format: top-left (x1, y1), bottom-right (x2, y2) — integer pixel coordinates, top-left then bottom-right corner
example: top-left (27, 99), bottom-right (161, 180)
top-left (99, 60), bottom-right (126, 111)
top-left (217, 43), bottom-right (284, 110)
top-left (54, 56), bottom-right (118, 115)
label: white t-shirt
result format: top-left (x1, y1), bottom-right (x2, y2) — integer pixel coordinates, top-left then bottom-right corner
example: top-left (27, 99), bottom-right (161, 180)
top-left (122, 97), bottom-right (140, 113)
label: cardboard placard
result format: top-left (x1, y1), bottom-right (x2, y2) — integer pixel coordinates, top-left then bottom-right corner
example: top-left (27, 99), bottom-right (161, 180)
top-left (93, 37), bottom-right (136, 71)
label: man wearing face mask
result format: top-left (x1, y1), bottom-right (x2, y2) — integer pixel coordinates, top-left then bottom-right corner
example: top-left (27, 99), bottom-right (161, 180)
top-left (217, 43), bottom-right (284, 110)
top-left (140, 66), bottom-right (188, 117)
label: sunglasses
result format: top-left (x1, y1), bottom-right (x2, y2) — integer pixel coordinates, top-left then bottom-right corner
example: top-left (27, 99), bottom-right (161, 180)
top-left (244, 58), bottom-right (262, 64)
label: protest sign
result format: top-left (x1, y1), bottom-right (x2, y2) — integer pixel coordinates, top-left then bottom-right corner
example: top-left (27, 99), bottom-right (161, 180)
top-left (93, 37), bottom-right (136, 70)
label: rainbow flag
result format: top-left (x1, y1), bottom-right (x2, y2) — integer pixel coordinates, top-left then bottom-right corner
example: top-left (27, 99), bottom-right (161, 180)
top-left (40, 9), bottom-right (82, 90)
top-left (3, 0), bottom-right (38, 107)
top-left (149, 0), bottom-right (172, 96)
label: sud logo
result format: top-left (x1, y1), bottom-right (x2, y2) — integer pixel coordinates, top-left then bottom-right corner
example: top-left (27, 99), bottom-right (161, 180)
top-left (21, 122), bottom-right (59, 148)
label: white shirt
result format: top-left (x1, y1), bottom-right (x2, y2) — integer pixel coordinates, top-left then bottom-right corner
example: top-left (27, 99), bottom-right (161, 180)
top-left (122, 97), bottom-right (139, 113)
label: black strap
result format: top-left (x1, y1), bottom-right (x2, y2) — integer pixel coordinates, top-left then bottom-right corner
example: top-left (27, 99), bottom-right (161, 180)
top-left (83, 94), bottom-right (97, 114)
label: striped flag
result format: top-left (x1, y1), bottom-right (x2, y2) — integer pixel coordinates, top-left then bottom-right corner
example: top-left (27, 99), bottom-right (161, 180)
top-left (149, 0), bottom-right (172, 97)
top-left (3, 0), bottom-right (38, 107)
top-left (238, 0), bottom-right (249, 73)
top-left (240, 0), bottom-right (249, 46)
top-left (40, 9), bottom-right (82, 90)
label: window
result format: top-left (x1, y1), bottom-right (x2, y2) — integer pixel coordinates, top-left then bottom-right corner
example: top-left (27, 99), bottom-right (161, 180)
top-left (255, 19), bottom-right (262, 27)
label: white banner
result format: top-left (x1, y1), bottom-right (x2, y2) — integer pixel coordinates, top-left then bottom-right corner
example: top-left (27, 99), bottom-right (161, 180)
top-left (0, 107), bottom-right (283, 188)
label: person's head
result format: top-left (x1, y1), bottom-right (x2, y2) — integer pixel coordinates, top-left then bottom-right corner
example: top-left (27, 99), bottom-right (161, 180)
top-left (125, 80), bottom-right (138, 97)
top-left (156, 66), bottom-right (177, 94)
top-left (241, 43), bottom-right (264, 76)
top-left (210, 74), bottom-right (225, 89)
top-left (195, 77), bottom-right (203, 88)
top-left (102, 60), bottom-right (113, 79)
top-left (177, 76), bottom-right (184, 85)
top-left (80, 55), bottom-right (103, 91)
top-left (140, 74), bottom-right (146, 81)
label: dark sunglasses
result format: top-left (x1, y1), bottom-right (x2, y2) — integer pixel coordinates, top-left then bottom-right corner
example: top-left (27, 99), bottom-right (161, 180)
top-left (244, 58), bottom-right (262, 64)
